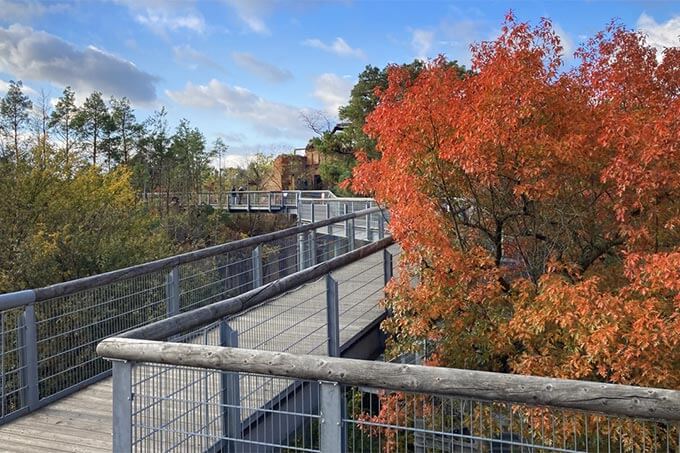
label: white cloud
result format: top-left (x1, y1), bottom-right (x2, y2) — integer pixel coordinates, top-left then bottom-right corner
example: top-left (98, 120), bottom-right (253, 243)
top-left (411, 28), bottom-right (434, 60)
top-left (0, 0), bottom-right (68, 22)
top-left (223, 0), bottom-right (276, 35)
top-left (232, 52), bottom-right (292, 83)
top-left (214, 153), bottom-right (256, 169)
top-left (0, 79), bottom-right (37, 97)
top-left (135, 11), bottom-right (205, 34)
top-left (302, 37), bottom-right (366, 59)
top-left (313, 73), bottom-right (352, 117)
top-left (114, 0), bottom-right (205, 35)
top-left (216, 131), bottom-right (247, 143)
top-left (173, 45), bottom-right (227, 74)
top-left (0, 24), bottom-right (158, 103)
top-left (166, 79), bottom-right (308, 138)
top-left (552, 22), bottom-right (574, 57)
top-left (637, 13), bottom-right (680, 59)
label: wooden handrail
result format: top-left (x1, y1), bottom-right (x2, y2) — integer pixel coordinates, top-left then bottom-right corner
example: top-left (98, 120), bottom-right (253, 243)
top-left (97, 338), bottom-right (680, 422)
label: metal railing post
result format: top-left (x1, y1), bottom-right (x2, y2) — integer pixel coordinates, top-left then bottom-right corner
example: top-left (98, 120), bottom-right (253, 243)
top-left (220, 321), bottom-right (241, 452)
top-left (309, 230), bottom-right (317, 267)
top-left (325, 204), bottom-right (331, 233)
top-left (319, 381), bottom-right (343, 453)
top-left (378, 211), bottom-right (385, 239)
top-left (344, 203), bottom-right (355, 251)
top-left (112, 360), bottom-right (133, 453)
top-left (19, 304), bottom-right (39, 410)
top-left (348, 218), bottom-right (355, 251)
top-left (247, 193), bottom-right (251, 211)
top-left (365, 202), bottom-right (373, 242)
top-left (326, 274), bottom-right (340, 357)
top-left (383, 249), bottom-right (393, 286)
top-left (268, 192), bottom-right (272, 211)
top-left (252, 245), bottom-right (263, 288)
top-left (166, 266), bottom-right (180, 317)
top-left (297, 232), bottom-right (307, 271)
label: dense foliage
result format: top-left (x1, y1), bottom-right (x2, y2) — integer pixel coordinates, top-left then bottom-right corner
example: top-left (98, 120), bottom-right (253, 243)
top-left (351, 15), bottom-right (680, 388)
top-left (0, 84), bottom-right (292, 293)
top-left (309, 60), bottom-right (468, 193)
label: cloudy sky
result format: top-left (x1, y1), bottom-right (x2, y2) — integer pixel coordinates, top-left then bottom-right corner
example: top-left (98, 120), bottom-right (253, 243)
top-left (0, 0), bottom-right (678, 163)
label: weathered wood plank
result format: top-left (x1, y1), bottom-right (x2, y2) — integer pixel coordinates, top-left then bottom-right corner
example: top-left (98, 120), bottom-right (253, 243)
top-left (99, 338), bottom-right (680, 422)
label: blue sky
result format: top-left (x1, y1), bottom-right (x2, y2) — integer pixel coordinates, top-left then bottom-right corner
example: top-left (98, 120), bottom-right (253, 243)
top-left (0, 0), bottom-right (678, 165)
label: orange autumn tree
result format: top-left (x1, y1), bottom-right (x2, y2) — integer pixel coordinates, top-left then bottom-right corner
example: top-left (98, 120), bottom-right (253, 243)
top-left (350, 14), bottom-right (680, 388)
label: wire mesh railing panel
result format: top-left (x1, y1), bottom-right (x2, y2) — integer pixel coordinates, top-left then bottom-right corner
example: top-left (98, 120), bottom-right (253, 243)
top-left (0, 308), bottom-right (27, 419)
top-left (345, 387), bottom-right (680, 453)
top-left (131, 364), bottom-right (321, 453)
top-left (313, 233), bottom-right (351, 265)
top-left (178, 248), bottom-right (255, 313)
top-left (298, 203), bottom-right (313, 222)
top-left (226, 277), bottom-right (329, 356)
top-left (336, 251), bottom-right (387, 345)
top-left (35, 270), bottom-right (168, 401)
top-left (261, 236), bottom-right (301, 284)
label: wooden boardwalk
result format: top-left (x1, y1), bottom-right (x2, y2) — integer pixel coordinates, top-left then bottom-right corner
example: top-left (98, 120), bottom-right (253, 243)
top-left (0, 247), bottom-right (398, 452)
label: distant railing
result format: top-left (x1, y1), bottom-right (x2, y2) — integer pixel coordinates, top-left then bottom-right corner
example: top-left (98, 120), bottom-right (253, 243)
top-left (0, 206), bottom-right (388, 425)
top-left (98, 339), bottom-right (680, 453)
top-left (140, 190), bottom-right (378, 223)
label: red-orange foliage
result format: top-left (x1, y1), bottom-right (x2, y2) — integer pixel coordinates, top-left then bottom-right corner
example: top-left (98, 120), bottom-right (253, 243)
top-left (351, 14), bottom-right (680, 388)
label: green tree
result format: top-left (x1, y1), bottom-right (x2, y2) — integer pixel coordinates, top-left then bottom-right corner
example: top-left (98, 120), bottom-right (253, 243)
top-left (0, 80), bottom-right (33, 164)
top-left (73, 91), bottom-right (111, 165)
top-left (307, 61), bottom-right (436, 192)
top-left (169, 119), bottom-right (211, 195)
top-left (49, 86), bottom-right (79, 170)
top-left (0, 155), bottom-right (171, 291)
top-left (212, 137), bottom-right (229, 192)
top-left (109, 96), bottom-right (140, 165)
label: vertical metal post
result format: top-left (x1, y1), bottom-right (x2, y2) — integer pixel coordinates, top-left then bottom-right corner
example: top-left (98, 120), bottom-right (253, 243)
top-left (297, 232), bottom-right (306, 271)
top-left (19, 304), bottom-right (39, 409)
top-left (326, 204), bottom-right (332, 234)
top-left (343, 203), bottom-right (350, 253)
top-left (348, 218), bottom-right (355, 251)
top-left (220, 321), bottom-right (241, 452)
top-left (319, 381), bottom-right (343, 453)
top-left (112, 360), bottom-right (133, 453)
top-left (383, 249), bottom-right (393, 286)
top-left (247, 192), bottom-right (251, 211)
top-left (365, 202), bottom-right (372, 242)
top-left (311, 202), bottom-right (316, 223)
top-left (378, 211), bottom-right (385, 239)
top-left (268, 192), bottom-right (272, 211)
top-left (252, 245), bottom-right (263, 288)
top-left (326, 274), bottom-right (339, 357)
top-left (217, 254), bottom-right (228, 297)
top-left (166, 266), bottom-right (180, 317)
top-left (309, 230), bottom-right (317, 266)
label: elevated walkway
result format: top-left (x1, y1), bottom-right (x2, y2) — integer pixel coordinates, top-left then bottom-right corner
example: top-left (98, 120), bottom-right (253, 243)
top-left (142, 190), bottom-right (380, 241)
top-left (0, 205), bottom-right (395, 452)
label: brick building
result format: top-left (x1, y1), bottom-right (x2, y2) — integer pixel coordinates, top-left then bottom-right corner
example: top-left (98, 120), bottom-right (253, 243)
top-left (264, 145), bottom-right (325, 191)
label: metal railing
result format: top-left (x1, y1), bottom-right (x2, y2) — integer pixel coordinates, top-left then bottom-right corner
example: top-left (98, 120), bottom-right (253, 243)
top-left (0, 206), bottom-right (388, 425)
top-left (141, 190), bottom-right (378, 223)
top-left (98, 339), bottom-right (680, 452)
top-left (99, 237), bottom-right (397, 451)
